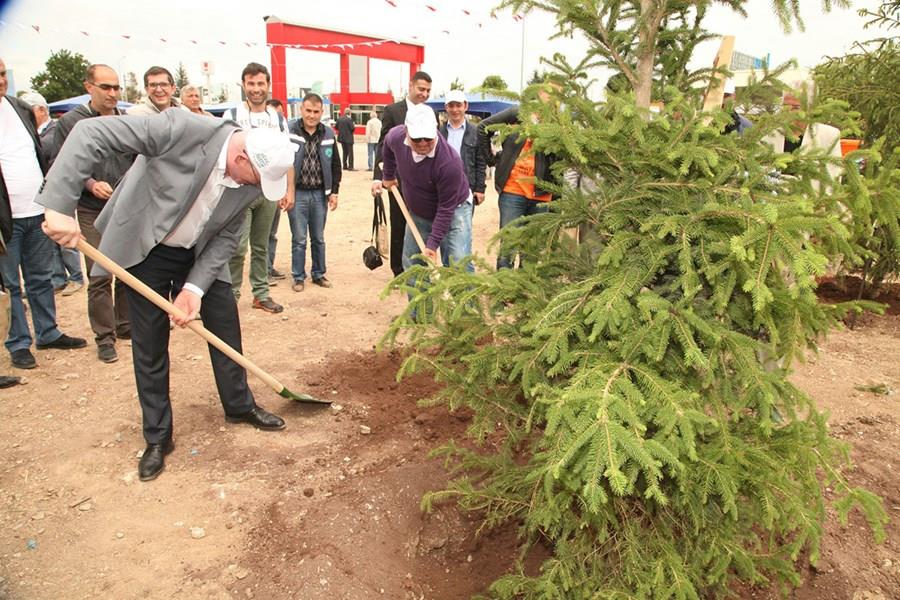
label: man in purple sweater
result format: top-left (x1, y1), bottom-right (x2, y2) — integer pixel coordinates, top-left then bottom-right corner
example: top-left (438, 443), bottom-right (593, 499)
top-left (371, 104), bottom-right (472, 270)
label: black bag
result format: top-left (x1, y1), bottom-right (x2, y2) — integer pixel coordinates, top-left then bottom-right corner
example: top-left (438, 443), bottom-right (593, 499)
top-left (363, 245), bottom-right (383, 270)
top-left (363, 194), bottom-right (386, 270)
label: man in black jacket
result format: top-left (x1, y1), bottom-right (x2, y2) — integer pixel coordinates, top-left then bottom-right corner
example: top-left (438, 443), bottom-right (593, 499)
top-left (335, 108), bottom-right (355, 171)
top-left (373, 71), bottom-right (437, 276)
top-left (0, 57), bottom-right (87, 370)
top-left (51, 64), bottom-right (134, 364)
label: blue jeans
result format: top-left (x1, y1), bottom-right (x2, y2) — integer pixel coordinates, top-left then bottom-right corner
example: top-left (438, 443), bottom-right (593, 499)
top-left (51, 245), bottom-right (84, 288)
top-left (0, 215), bottom-right (63, 352)
top-left (288, 189), bottom-right (328, 282)
top-left (402, 202), bottom-right (473, 273)
top-left (367, 143), bottom-right (377, 170)
top-left (496, 192), bottom-right (550, 269)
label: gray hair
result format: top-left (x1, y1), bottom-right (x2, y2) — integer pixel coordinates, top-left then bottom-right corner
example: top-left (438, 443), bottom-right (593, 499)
top-left (20, 91), bottom-right (48, 109)
top-left (181, 85), bottom-right (200, 95)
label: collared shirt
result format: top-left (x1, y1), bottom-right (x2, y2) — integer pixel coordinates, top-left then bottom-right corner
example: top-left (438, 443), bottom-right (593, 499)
top-left (446, 120), bottom-right (466, 156)
top-left (297, 125), bottom-right (324, 189)
top-left (163, 131), bottom-right (239, 254)
top-left (0, 97), bottom-right (44, 218)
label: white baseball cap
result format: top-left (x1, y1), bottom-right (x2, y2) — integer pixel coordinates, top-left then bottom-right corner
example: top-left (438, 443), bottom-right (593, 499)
top-left (245, 129), bottom-right (299, 201)
top-left (405, 103), bottom-right (437, 140)
top-left (444, 90), bottom-right (467, 105)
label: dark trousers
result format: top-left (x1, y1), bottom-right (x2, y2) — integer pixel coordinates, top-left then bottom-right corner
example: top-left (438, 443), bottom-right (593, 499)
top-left (127, 245), bottom-right (255, 444)
top-left (340, 141), bottom-right (354, 170)
top-left (387, 187), bottom-right (407, 276)
top-left (78, 205), bottom-right (130, 346)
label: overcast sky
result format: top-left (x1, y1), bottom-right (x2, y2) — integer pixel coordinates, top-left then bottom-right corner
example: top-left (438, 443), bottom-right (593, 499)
top-left (0, 0), bottom-right (892, 101)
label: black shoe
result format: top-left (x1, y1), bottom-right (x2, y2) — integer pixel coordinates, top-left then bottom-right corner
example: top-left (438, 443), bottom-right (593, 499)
top-left (36, 333), bottom-right (87, 350)
top-left (0, 375), bottom-right (22, 388)
top-left (225, 405), bottom-right (286, 431)
top-left (312, 277), bottom-right (333, 288)
top-left (11, 349), bottom-right (36, 369)
top-left (138, 440), bottom-right (175, 482)
top-left (269, 269), bottom-right (287, 280)
top-left (98, 345), bottom-right (118, 363)
top-left (252, 297), bottom-right (284, 313)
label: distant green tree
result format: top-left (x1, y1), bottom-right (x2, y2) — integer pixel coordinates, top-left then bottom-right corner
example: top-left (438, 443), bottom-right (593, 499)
top-left (213, 85), bottom-right (228, 103)
top-left (449, 77), bottom-right (465, 91)
top-left (30, 49), bottom-right (90, 102)
top-left (480, 74), bottom-right (508, 90)
top-left (174, 62), bottom-right (190, 95)
top-left (123, 72), bottom-right (140, 104)
top-left (527, 69), bottom-right (547, 85)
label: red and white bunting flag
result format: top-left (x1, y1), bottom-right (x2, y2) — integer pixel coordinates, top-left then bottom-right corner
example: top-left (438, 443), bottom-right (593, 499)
top-left (425, 4), bottom-right (437, 11)
top-left (121, 34), bottom-right (131, 40)
top-left (31, 25), bottom-right (40, 33)
top-left (384, 0), bottom-right (397, 6)
top-left (81, 31), bottom-right (89, 36)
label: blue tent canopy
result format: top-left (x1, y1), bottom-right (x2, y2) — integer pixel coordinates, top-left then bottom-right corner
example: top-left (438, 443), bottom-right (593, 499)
top-left (48, 94), bottom-right (132, 115)
top-left (425, 92), bottom-right (517, 117)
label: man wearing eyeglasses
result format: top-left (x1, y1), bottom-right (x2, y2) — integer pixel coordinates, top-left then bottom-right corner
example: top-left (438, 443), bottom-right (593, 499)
top-left (127, 66), bottom-right (186, 116)
top-left (372, 104), bottom-right (471, 271)
top-left (52, 64), bottom-right (134, 364)
top-left (0, 57), bottom-right (87, 371)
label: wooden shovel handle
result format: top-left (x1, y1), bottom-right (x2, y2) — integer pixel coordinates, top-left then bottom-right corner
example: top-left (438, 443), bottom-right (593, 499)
top-left (75, 239), bottom-right (286, 394)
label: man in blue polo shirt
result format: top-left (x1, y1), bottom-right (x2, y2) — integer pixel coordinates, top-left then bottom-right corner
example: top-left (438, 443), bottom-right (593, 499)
top-left (372, 103), bottom-right (471, 270)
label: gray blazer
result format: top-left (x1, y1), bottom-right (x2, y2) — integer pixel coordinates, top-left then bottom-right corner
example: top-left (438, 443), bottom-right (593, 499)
top-left (36, 110), bottom-right (260, 293)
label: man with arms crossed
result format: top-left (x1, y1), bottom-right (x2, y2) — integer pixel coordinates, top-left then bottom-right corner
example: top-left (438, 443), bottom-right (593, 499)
top-left (39, 110), bottom-right (296, 482)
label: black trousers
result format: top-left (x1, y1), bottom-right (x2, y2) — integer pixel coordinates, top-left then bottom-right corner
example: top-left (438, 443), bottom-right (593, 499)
top-left (386, 187), bottom-right (407, 276)
top-left (340, 141), bottom-right (354, 170)
top-left (127, 245), bottom-right (255, 444)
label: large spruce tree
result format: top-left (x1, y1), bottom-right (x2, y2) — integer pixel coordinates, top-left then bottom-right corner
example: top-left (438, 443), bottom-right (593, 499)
top-left (382, 1), bottom-right (889, 597)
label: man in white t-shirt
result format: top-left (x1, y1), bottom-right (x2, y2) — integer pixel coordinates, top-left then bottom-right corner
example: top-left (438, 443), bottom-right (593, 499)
top-left (223, 63), bottom-right (294, 314)
top-left (0, 58), bottom-right (87, 370)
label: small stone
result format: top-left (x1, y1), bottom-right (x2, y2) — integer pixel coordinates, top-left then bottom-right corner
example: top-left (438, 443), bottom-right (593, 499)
top-left (32, 512), bottom-right (45, 521)
top-left (882, 559), bottom-right (893, 569)
top-left (359, 425), bottom-right (371, 435)
top-left (190, 527), bottom-right (206, 539)
top-left (174, 521), bottom-right (184, 527)
top-left (234, 568), bottom-right (249, 580)
top-left (330, 404), bottom-right (343, 413)
top-left (225, 521), bottom-right (234, 529)
top-left (77, 502), bottom-right (92, 512)
top-left (116, 532), bottom-right (124, 539)
top-left (303, 487), bottom-right (314, 498)
top-left (26, 539), bottom-right (37, 550)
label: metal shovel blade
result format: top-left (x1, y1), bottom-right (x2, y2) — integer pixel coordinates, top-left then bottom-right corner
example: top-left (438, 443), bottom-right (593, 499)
top-left (279, 386), bottom-right (333, 405)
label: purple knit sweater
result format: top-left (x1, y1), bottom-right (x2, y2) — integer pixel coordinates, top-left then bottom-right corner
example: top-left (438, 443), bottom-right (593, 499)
top-left (382, 126), bottom-right (470, 250)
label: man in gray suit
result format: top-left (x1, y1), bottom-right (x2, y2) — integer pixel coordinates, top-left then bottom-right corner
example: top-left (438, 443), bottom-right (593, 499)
top-left (38, 109), bottom-right (298, 482)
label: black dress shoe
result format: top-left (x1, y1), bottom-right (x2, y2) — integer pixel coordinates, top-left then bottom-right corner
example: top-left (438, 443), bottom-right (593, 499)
top-left (225, 405), bottom-right (286, 431)
top-left (36, 333), bottom-right (88, 350)
top-left (0, 375), bottom-right (22, 388)
top-left (138, 440), bottom-right (175, 482)
top-left (10, 349), bottom-right (36, 369)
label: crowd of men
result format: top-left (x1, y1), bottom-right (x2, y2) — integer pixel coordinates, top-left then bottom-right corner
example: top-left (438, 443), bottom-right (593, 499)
top-left (2, 55), bottom-right (554, 481)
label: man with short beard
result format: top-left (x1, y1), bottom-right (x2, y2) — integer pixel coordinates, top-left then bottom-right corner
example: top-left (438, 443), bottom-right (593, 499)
top-left (223, 63), bottom-right (294, 314)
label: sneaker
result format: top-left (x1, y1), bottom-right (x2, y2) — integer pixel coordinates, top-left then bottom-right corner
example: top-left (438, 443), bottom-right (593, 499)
top-left (10, 349), bottom-right (36, 369)
top-left (291, 280), bottom-right (305, 292)
top-left (252, 297), bottom-right (284, 314)
top-left (98, 345), bottom-right (118, 363)
top-left (35, 333), bottom-right (88, 350)
top-left (312, 277), bottom-right (333, 288)
top-left (61, 281), bottom-right (84, 296)
top-left (269, 269), bottom-right (287, 280)
top-left (0, 375), bottom-right (22, 388)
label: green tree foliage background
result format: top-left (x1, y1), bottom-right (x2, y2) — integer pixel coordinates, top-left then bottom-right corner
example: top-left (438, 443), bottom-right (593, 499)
top-left (381, 0), bottom-right (891, 598)
top-left (30, 49), bottom-right (90, 103)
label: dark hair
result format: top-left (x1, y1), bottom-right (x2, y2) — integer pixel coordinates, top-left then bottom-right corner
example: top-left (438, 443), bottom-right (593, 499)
top-left (265, 98), bottom-right (283, 109)
top-left (143, 66), bottom-right (174, 87)
top-left (302, 93), bottom-right (323, 105)
top-left (410, 71), bottom-right (432, 84)
top-left (241, 62), bottom-right (270, 83)
top-left (85, 63), bottom-right (114, 83)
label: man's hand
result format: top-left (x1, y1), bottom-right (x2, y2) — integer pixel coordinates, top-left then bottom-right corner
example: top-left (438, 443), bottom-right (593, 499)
top-left (382, 179), bottom-right (398, 191)
top-left (371, 180), bottom-right (384, 196)
top-left (473, 192), bottom-right (485, 206)
top-left (328, 194), bottom-right (338, 211)
top-left (278, 193), bottom-right (295, 212)
top-left (41, 209), bottom-right (82, 248)
top-left (423, 247), bottom-right (438, 262)
top-left (171, 289), bottom-right (202, 327)
top-left (90, 180), bottom-right (114, 200)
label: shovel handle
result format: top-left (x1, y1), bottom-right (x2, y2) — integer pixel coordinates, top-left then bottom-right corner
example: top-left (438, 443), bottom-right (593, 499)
top-left (75, 239), bottom-right (286, 395)
top-left (390, 186), bottom-right (439, 264)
